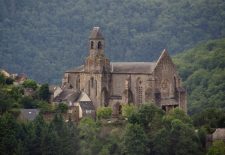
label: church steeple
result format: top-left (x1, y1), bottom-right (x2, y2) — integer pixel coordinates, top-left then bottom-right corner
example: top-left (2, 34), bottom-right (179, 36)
top-left (89, 27), bottom-right (105, 57)
top-left (85, 27), bottom-right (110, 73)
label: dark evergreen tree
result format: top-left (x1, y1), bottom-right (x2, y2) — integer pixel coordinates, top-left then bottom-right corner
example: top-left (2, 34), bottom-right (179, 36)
top-left (38, 84), bottom-right (50, 101)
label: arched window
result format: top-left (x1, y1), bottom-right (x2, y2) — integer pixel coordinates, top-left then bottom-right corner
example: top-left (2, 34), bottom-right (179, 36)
top-left (91, 41), bottom-right (94, 49)
top-left (136, 77), bottom-right (143, 104)
top-left (95, 80), bottom-right (97, 96)
top-left (91, 77), bottom-right (94, 88)
top-left (97, 41), bottom-right (102, 49)
top-left (101, 88), bottom-right (108, 106)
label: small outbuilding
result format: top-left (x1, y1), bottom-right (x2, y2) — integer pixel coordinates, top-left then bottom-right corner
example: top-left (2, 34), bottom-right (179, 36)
top-left (19, 109), bottom-right (40, 121)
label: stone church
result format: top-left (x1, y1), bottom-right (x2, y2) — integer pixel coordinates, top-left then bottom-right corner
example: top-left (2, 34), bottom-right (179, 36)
top-left (62, 27), bottom-right (187, 115)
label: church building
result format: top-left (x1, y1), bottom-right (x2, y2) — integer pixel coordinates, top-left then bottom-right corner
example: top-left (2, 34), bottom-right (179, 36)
top-left (61, 27), bottom-right (187, 115)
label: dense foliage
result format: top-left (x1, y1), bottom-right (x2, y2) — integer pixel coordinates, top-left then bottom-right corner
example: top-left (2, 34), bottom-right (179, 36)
top-left (0, 73), bottom-right (224, 154)
top-left (173, 38), bottom-right (225, 114)
top-left (1, 104), bottom-right (212, 155)
top-left (0, 113), bottom-right (79, 154)
top-left (0, 76), bottom-right (54, 114)
top-left (1, 0), bottom-right (225, 83)
top-left (97, 107), bottom-right (112, 120)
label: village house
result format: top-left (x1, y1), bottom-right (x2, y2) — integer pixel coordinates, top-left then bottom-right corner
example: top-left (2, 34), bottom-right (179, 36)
top-left (53, 89), bottom-right (96, 121)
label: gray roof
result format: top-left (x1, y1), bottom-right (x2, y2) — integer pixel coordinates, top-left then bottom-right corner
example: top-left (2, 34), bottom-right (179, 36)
top-left (80, 101), bottom-right (95, 111)
top-left (66, 62), bottom-right (156, 74)
top-left (111, 62), bottom-right (156, 74)
top-left (20, 109), bottom-right (40, 121)
top-left (89, 27), bottom-right (104, 39)
top-left (53, 89), bottom-right (80, 103)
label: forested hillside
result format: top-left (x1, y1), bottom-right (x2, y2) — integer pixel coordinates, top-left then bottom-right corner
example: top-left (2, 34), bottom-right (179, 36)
top-left (173, 38), bottom-right (225, 114)
top-left (1, 0), bottom-right (225, 83)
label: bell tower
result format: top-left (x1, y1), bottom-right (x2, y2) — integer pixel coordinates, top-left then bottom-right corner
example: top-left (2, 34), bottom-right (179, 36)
top-left (89, 27), bottom-right (104, 57)
top-left (83, 27), bottom-right (111, 108)
top-left (84, 27), bottom-right (110, 73)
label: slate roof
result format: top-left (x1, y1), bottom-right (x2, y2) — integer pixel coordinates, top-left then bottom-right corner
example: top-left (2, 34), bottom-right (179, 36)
top-left (111, 62), bottom-right (156, 74)
top-left (20, 109), bottom-right (40, 121)
top-left (53, 89), bottom-right (80, 103)
top-left (89, 27), bottom-right (104, 39)
top-left (65, 62), bottom-right (156, 74)
top-left (79, 101), bottom-right (95, 111)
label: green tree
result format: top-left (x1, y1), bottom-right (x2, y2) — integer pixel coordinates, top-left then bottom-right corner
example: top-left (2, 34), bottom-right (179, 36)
top-left (97, 107), bottom-right (112, 120)
top-left (38, 84), bottom-right (50, 101)
top-left (122, 123), bottom-right (148, 155)
top-left (19, 96), bottom-right (37, 109)
top-left (56, 103), bottom-right (68, 113)
top-left (128, 104), bottom-right (164, 130)
top-left (30, 115), bottom-right (47, 154)
top-left (9, 86), bottom-right (23, 101)
top-left (78, 117), bottom-right (101, 155)
top-left (0, 88), bottom-right (14, 114)
top-left (0, 73), bottom-right (6, 85)
top-left (0, 113), bottom-right (20, 154)
top-left (152, 109), bottom-right (203, 155)
top-left (122, 104), bottom-right (137, 119)
top-left (41, 127), bottom-right (60, 154)
top-left (192, 108), bottom-right (225, 128)
top-left (22, 79), bottom-right (38, 90)
top-left (60, 120), bottom-right (79, 154)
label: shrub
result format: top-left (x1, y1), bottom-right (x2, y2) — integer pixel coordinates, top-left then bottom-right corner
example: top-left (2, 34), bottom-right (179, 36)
top-left (56, 103), bottom-right (68, 113)
top-left (22, 79), bottom-right (38, 90)
top-left (122, 104), bottom-right (137, 118)
top-left (97, 107), bottom-right (112, 120)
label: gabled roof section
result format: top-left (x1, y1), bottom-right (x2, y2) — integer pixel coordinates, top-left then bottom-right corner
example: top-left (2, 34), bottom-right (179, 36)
top-left (78, 92), bottom-right (91, 102)
top-left (89, 27), bottom-right (104, 39)
top-left (154, 49), bottom-right (175, 70)
top-left (53, 88), bottom-right (81, 103)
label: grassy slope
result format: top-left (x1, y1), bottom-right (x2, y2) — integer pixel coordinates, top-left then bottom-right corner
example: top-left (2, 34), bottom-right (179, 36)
top-left (173, 38), bottom-right (225, 114)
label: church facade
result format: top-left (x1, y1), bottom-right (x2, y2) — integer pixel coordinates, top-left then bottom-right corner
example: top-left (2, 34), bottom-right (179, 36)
top-left (62, 27), bottom-right (187, 115)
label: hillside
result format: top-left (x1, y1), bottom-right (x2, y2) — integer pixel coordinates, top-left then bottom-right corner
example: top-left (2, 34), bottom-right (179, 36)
top-left (173, 38), bottom-right (225, 114)
top-left (1, 0), bottom-right (225, 83)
